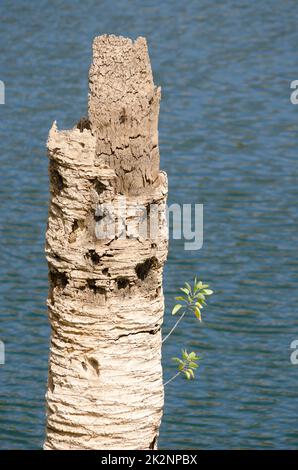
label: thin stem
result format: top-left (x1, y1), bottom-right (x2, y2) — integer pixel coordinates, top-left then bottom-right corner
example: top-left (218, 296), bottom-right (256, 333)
top-left (162, 311), bottom-right (186, 344)
top-left (164, 371), bottom-right (181, 386)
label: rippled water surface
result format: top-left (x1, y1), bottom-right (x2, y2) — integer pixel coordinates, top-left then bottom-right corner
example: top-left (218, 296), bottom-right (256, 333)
top-left (0, 0), bottom-right (298, 449)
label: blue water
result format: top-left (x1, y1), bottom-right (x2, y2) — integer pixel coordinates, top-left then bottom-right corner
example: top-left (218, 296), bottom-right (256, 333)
top-left (0, 0), bottom-right (298, 449)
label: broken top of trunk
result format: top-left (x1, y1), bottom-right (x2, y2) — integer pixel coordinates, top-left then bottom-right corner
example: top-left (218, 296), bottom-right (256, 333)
top-left (89, 35), bottom-right (161, 195)
top-left (45, 35), bottom-right (168, 450)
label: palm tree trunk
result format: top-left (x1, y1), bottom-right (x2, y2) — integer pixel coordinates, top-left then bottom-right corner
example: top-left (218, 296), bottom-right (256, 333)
top-left (44, 35), bottom-right (168, 450)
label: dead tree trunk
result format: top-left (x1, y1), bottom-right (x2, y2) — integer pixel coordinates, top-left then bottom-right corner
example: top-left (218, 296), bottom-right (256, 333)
top-left (44, 35), bottom-right (168, 450)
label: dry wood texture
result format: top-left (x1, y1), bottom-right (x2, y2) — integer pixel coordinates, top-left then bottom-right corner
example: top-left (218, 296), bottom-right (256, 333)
top-left (44, 35), bottom-right (168, 450)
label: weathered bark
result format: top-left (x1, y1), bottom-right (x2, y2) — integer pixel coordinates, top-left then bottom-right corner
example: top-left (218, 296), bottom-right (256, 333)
top-left (44, 35), bottom-right (168, 450)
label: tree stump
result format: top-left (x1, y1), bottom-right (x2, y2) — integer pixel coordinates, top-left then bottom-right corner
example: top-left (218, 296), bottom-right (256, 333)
top-left (44, 35), bottom-right (168, 450)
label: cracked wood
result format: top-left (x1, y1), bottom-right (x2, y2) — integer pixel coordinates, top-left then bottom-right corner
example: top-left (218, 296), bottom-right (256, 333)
top-left (44, 34), bottom-right (168, 450)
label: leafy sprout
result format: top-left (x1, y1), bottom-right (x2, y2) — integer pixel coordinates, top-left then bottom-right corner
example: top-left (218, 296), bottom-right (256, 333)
top-left (173, 350), bottom-right (201, 380)
top-left (172, 276), bottom-right (213, 323)
top-left (163, 277), bottom-right (213, 386)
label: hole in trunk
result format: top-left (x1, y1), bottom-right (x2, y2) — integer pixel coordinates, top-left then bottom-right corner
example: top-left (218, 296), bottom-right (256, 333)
top-left (69, 219), bottom-right (81, 243)
top-left (93, 180), bottom-right (106, 196)
top-left (86, 250), bottom-right (101, 264)
top-left (87, 279), bottom-right (105, 295)
top-left (53, 170), bottom-right (63, 192)
top-left (135, 257), bottom-right (158, 280)
top-left (50, 163), bottom-right (64, 193)
top-left (50, 270), bottom-right (68, 289)
top-left (117, 277), bottom-right (130, 289)
top-left (88, 357), bottom-right (100, 376)
top-left (77, 117), bottom-right (91, 132)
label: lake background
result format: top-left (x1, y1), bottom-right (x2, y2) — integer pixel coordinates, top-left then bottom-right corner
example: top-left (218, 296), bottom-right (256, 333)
top-left (0, 0), bottom-right (298, 449)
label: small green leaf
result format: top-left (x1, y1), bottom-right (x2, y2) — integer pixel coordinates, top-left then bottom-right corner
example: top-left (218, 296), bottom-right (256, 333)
top-left (172, 304), bottom-right (182, 315)
top-left (195, 301), bottom-right (203, 309)
top-left (194, 307), bottom-right (202, 322)
top-left (203, 289), bottom-right (213, 296)
top-left (182, 349), bottom-right (189, 360)
top-left (185, 282), bottom-right (192, 293)
top-left (172, 357), bottom-right (183, 364)
top-left (180, 287), bottom-right (189, 295)
top-left (175, 296), bottom-right (185, 301)
top-left (189, 361), bottom-right (199, 369)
